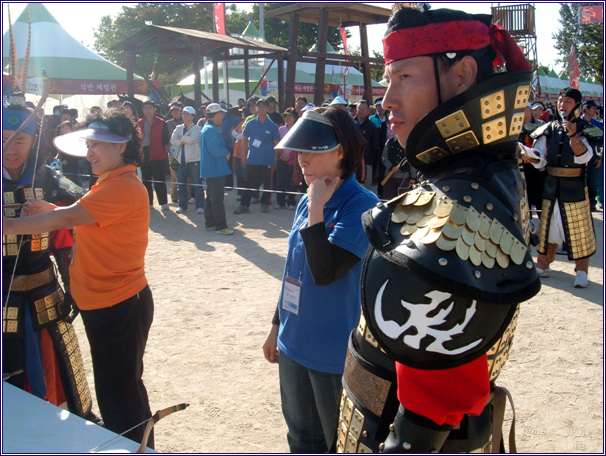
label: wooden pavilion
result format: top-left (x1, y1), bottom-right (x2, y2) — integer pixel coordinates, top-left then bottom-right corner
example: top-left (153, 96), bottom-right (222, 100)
top-left (115, 25), bottom-right (287, 108)
top-left (266, 3), bottom-right (392, 106)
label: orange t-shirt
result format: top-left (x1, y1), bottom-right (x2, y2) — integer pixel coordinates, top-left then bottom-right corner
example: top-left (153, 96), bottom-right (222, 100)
top-left (71, 165), bottom-right (150, 310)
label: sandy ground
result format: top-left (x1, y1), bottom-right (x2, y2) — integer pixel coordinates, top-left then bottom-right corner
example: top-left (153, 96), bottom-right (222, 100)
top-left (70, 189), bottom-right (604, 454)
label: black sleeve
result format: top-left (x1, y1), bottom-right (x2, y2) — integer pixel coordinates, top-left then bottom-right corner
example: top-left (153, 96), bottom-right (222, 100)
top-left (162, 122), bottom-right (171, 146)
top-left (299, 222), bottom-right (361, 286)
top-left (272, 305), bottom-right (280, 325)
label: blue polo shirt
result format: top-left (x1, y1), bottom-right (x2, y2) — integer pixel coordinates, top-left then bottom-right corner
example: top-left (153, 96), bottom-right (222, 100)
top-left (277, 174), bottom-right (380, 373)
top-left (242, 116), bottom-right (280, 166)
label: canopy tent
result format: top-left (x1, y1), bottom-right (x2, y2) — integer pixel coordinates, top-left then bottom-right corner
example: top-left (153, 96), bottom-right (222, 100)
top-left (2, 3), bottom-right (148, 98)
top-left (172, 57), bottom-right (387, 103)
top-left (535, 68), bottom-right (603, 102)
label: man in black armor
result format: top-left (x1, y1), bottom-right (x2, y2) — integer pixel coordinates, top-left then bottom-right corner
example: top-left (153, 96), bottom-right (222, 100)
top-left (336, 5), bottom-right (541, 453)
top-left (522, 87), bottom-right (601, 288)
top-left (3, 103), bottom-right (94, 419)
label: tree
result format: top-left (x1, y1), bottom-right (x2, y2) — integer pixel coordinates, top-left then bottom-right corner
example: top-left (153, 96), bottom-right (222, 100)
top-left (553, 3), bottom-right (603, 85)
top-left (93, 3), bottom-right (214, 91)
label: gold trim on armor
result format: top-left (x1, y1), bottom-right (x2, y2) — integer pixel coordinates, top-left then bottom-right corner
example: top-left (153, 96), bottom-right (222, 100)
top-left (417, 146), bottom-right (449, 164)
top-left (435, 110), bottom-right (471, 138)
top-left (514, 85), bottom-right (530, 109)
top-left (480, 90), bottom-right (506, 119)
top-left (32, 289), bottom-right (65, 327)
top-left (446, 131), bottom-right (480, 154)
top-left (546, 166), bottom-right (583, 178)
top-left (482, 116), bottom-right (508, 144)
top-left (487, 306), bottom-right (519, 382)
top-left (564, 197), bottom-right (596, 259)
top-left (3, 304), bottom-right (20, 334)
top-left (343, 348), bottom-right (392, 418)
top-left (392, 192), bottom-right (528, 269)
top-left (10, 266), bottom-right (55, 292)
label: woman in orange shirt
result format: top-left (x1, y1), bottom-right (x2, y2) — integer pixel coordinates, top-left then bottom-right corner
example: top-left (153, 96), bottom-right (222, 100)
top-left (4, 109), bottom-right (155, 449)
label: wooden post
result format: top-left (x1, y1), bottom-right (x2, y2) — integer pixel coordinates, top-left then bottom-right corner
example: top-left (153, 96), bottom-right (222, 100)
top-left (314, 8), bottom-right (329, 107)
top-left (285, 11), bottom-right (299, 109)
top-left (278, 58), bottom-right (285, 111)
top-left (244, 49), bottom-right (250, 99)
top-left (359, 24), bottom-right (373, 103)
top-left (193, 44), bottom-right (201, 109)
top-left (212, 57), bottom-right (219, 102)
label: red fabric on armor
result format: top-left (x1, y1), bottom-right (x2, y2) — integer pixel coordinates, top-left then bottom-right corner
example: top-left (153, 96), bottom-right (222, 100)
top-left (50, 229), bottom-right (74, 250)
top-left (383, 21), bottom-right (490, 65)
top-left (396, 354), bottom-right (490, 426)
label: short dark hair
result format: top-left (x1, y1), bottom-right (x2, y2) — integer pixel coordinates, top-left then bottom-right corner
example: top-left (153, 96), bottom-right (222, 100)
top-left (296, 96), bottom-right (308, 104)
top-left (314, 107), bottom-right (364, 179)
top-left (142, 100), bottom-right (157, 109)
top-left (558, 87), bottom-right (582, 104)
top-left (86, 108), bottom-right (143, 166)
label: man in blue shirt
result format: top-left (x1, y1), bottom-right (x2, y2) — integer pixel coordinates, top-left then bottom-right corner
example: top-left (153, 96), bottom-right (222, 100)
top-left (234, 98), bottom-right (281, 214)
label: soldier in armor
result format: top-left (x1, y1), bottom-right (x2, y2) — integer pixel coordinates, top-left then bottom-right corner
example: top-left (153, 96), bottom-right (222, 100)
top-left (3, 103), bottom-right (94, 419)
top-left (336, 5), bottom-right (541, 453)
top-left (522, 87), bottom-right (601, 288)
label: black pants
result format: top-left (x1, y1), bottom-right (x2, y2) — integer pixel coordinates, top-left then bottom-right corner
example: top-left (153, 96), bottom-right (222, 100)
top-left (275, 161), bottom-right (296, 206)
top-left (80, 285), bottom-right (154, 448)
top-left (141, 147), bottom-right (168, 206)
top-left (240, 164), bottom-right (272, 207)
top-left (205, 176), bottom-right (228, 230)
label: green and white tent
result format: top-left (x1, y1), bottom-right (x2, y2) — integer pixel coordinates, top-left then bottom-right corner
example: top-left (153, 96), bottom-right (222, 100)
top-left (2, 3), bottom-right (147, 97)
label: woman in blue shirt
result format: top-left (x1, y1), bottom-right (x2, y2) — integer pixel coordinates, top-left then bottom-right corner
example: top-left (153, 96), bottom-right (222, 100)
top-left (263, 107), bottom-right (379, 453)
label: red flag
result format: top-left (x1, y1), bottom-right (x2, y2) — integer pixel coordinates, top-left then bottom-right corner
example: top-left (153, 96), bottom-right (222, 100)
top-left (214, 3), bottom-right (227, 35)
top-left (340, 27), bottom-right (348, 55)
top-left (579, 6), bottom-right (604, 25)
top-left (568, 44), bottom-right (581, 89)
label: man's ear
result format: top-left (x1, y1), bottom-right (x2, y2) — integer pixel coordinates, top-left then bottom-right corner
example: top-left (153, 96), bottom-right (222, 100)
top-left (455, 55), bottom-right (478, 95)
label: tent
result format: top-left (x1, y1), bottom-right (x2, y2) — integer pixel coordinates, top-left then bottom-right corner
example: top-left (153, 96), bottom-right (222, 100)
top-left (2, 3), bottom-right (148, 99)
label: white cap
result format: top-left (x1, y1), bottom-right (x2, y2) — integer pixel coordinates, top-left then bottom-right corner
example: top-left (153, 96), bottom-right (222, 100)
top-left (207, 103), bottom-right (226, 114)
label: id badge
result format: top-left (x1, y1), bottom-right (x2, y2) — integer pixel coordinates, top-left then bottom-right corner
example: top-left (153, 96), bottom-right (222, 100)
top-left (282, 276), bottom-right (302, 315)
top-left (252, 139), bottom-right (262, 149)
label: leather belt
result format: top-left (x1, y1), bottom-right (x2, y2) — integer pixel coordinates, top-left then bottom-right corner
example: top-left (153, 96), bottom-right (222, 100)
top-left (546, 166), bottom-right (582, 177)
top-left (10, 266), bottom-right (55, 292)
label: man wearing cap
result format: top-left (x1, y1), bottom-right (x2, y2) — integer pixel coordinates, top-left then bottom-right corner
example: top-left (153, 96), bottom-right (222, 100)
top-left (524, 87), bottom-right (601, 288)
top-left (138, 101), bottom-right (171, 210)
top-left (336, 5), bottom-right (541, 453)
top-left (234, 97), bottom-right (281, 214)
top-left (170, 106), bottom-right (204, 215)
top-left (582, 100), bottom-right (603, 211)
top-left (200, 103), bottom-right (235, 235)
top-left (329, 96), bottom-right (348, 110)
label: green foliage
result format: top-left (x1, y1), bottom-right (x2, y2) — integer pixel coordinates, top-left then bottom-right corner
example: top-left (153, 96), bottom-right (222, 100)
top-left (553, 3), bottom-right (603, 85)
top-left (93, 3), bottom-right (214, 90)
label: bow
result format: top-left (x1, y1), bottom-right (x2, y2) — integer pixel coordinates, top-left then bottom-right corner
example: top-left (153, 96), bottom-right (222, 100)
top-left (136, 403), bottom-right (189, 453)
top-left (87, 403), bottom-right (189, 453)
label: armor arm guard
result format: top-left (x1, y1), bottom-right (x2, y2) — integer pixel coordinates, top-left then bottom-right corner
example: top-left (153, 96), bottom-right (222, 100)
top-left (381, 406), bottom-right (452, 453)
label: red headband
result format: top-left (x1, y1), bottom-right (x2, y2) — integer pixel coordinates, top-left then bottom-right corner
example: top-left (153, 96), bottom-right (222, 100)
top-left (383, 20), bottom-right (531, 72)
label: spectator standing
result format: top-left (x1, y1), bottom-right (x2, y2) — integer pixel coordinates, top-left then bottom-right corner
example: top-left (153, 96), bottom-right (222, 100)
top-left (262, 107), bottom-right (379, 453)
top-left (166, 102), bottom-right (184, 205)
top-left (581, 100), bottom-right (603, 211)
top-left (274, 107), bottom-right (299, 210)
top-left (138, 101), bottom-right (171, 210)
top-left (200, 103), bottom-right (235, 235)
top-left (266, 95), bottom-right (285, 126)
top-left (234, 98), bottom-right (280, 214)
top-left (170, 106), bottom-right (204, 215)
top-left (381, 135), bottom-right (417, 200)
top-left (355, 100), bottom-right (379, 190)
top-left (295, 96), bottom-right (308, 117)
top-left (230, 107), bottom-right (251, 201)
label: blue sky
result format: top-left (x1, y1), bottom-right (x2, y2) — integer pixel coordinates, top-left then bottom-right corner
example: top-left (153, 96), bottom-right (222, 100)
top-left (3, 2), bottom-right (565, 71)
